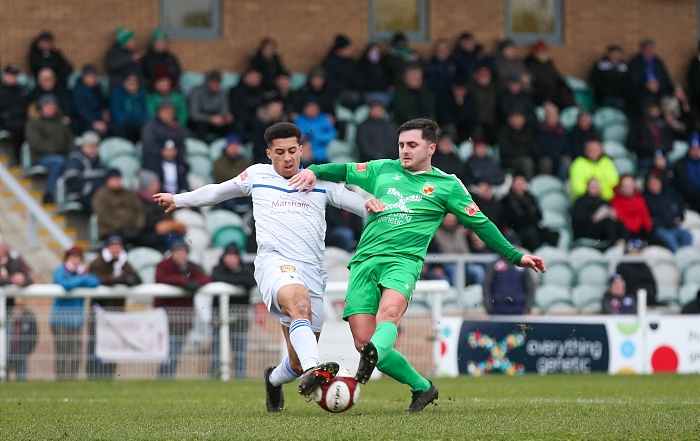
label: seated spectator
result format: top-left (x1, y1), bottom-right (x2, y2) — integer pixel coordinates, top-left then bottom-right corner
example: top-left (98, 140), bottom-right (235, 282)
top-left (322, 34), bottom-right (362, 109)
top-left (146, 74), bottom-right (188, 126)
top-left (681, 289), bottom-right (700, 314)
top-left (252, 99), bottom-right (287, 164)
top-left (25, 94), bottom-right (74, 204)
top-left (649, 148), bottom-right (675, 188)
top-left (28, 31), bottom-right (73, 88)
top-left (433, 212), bottom-right (486, 286)
top-left (674, 133), bottom-right (700, 211)
top-left (501, 174), bottom-right (558, 251)
top-left (154, 240), bottom-right (211, 378)
top-left (616, 239), bottom-right (659, 305)
top-left (264, 73), bottom-right (296, 118)
top-left (538, 102), bottom-right (572, 180)
top-left (189, 70), bottom-right (234, 140)
top-left (104, 27), bottom-right (144, 90)
top-left (524, 40), bottom-right (574, 108)
top-left (644, 171), bottom-right (691, 252)
top-left (498, 110), bottom-right (548, 179)
top-left (213, 134), bottom-right (251, 212)
top-left (602, 274), bottom-right (637, 314)
top-left (571, 178), bottom-right (625, 245)
top-left (141, 29), bottom-right (181, 90)
top-left (431, 134), bottom-right (468, 183)
top-left (611, 174), bottom-right (653, 242)
top-left (442, 77), bottom-right (478, 143)
top-left (483, 240), bottom-right (534, 315)
top-left (326, 204), bottom-right (364, 253)
top-left (633, 72), bottom-right (665, 118)
top-left (426, 39), bottom-right (457, 124)
top-left (498, 73), bottom-right (537, 126)
top-left (626, 101), bottom-right (673, 172)
top-left (229, 69), bottom-right (265, 140)
top-left (471, 64), bottom-right (499, 143)
top-left (465, 136), bottom-right (505, 186)
top-left (494, 39), bottom-right (532, 89)
top-left (470, 179), bottom-right (505, 228)
top-left (568, 111), bottom-right (600, 158)
top-left (0, 64), bottom-right (32, 162)
top-left (356, 100), bottom-right (398, 162)
top-left (153, 140), bottom-right (189, 195)
top-left (249, 38), bottom-right (287, 91)
top-left (0, 234), bottom-right (32, 293)
top-left (210, 243), bottom-right (256, 378)
top-left (569, 139), bottom-right (619, 201)
top-left (294, 97), bottom-right (336, 163)
top-left (61, 131), bottom-right (106, 212)
top-left (384, 32), bottom-right (422, 88)
top-left (71, 65), bottom-right (110, 136)
top-left (110, 74), bottom-right (148, 142)
top-left (357, 43), bottom-right (392, 107)
top-left (92, 168), bottom-right (147, 245)
top-left (51, 246), bottom-right (100, 379)
top-left (141, 99), bottom-right (187, 171)
top-left (590, 45), bottom-right (628, 111)
top-left (661, 84), bottom-right (695, 140)
top-left (452, 32), bottom-right (494, 80)
top-left (86, 235), bottom-right (141, 379)
top-left (136, 169), bottom-right (186, 251)
top-left (295, 67), bottom-right (336, 115)
top-left (30, 67), bottom-right (72, 123)
top-left (628, 39), bottom-right (673, 111)
top-left (392, 65), bottom-right (436, 125)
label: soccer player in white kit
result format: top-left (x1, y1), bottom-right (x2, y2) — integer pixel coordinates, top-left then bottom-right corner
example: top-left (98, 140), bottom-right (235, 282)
top-left (154, 122), bottom-right (383, 411)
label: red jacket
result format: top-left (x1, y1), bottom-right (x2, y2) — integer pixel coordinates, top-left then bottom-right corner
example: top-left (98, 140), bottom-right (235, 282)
top-left (154, 257), bottom-right (211, 309)
top-left (610, 187), bottom-right (653, 234)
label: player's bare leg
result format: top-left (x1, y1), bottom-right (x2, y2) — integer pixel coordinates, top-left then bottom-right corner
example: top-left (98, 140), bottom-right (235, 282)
top-left (348, 314), bottom-right (378, 384)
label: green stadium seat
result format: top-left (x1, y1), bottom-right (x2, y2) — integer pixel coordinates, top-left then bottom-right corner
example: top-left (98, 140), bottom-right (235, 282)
top-left (99, 137), bottom-right (137, 165)
top-left (678, 283), bottom-right (700, 305)
top-left (128, 247), bottom-right (165, 272)
top-left (108, 155), bottom-right (141, 188)
top-left (577, 263), bottom-right (609, 287)
top-left (327, 139), bottom-right (358, 163)
top-left (185, 137), bottom-right (210, 157)
top-left (173, 208), bottom-right (206, 229)
top-left (535, 106), bottom-right (545, 122)
top-left (462, 285), bottom-right (485, 311)
top-left (529, 174), bottom-right (564, 199)
top-left (540, 210), bottom-right (568, 230)
top-left (565, 76), bottom-right (589, 91)
top-left (657, 285), bottom-right (679, 307)
top-left (675, 246), bottom-right (700, 273)
top-left (542, 263), bottom-right (574, 287)
top-left (592, 107), bottom-right (627, 131)
top-left (613, 157), bottom-right (635, 175)
top-left (602, 140), bottom-right (631, 159)
top-left (221, 71), bottom-right (240, 91)
top-left (568, 247), bottom-right (604, 271)
top-left (538, 191), bottom-right (569, 214)
top-left (212, 226), bottom-right (247, 250)
top-left (571, 284), bottom-right (606, 308)
top-left (67, 70), bottom-right (83, 89)
top-left (535, 285), bottom-right (571, 310)
top-left (186, 155), bottom-right (213, 182)
top-left (353, 105), bottom-right (370, 124)
top-left (574, 89), bottom-right (596, 112)
top-left (668, 140), bottom-right (689, 165)
top-left (205, 210), bottom-right (246, 237)
top-left (334, 105), bottom-right (354, 123)
top-left (533, 245), bottom-right (569, 264)
top-left (55, 176), bottom-right (85, 213)
top-left (602, 124), bottom-right (629, 144)
top-left (21, 142), bottom-right (48, 176)
top-left (559, 106), bottom-right (580, 131)
top-left (209, 137), bottom-right (227, 161)
top-left (180, 71), bottom-right (205, 94)
top-left (545, 300), bottom-right (578, 314)
top-left (290, 73), bottom-right (307, 91)
top-left (185, 226), bottom-right (210, 253)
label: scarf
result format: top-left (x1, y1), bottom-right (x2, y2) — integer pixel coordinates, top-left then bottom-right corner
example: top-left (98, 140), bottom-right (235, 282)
top-left (64, 261), bottom-right (86, 275)
top-left (102, 248), bottom-right (128, 277)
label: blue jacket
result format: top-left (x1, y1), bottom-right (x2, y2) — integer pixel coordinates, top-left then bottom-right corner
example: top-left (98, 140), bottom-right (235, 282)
top-left (50, 264), bottom-right (100, 328)
top-left (294, 113), bottom-right (337, 162)
top-left (110, 86), bottom-right (149, 125)
top-left (483, 259), bottom-right (534, 315)
top-left (72, 82), bottom-right (108, 132)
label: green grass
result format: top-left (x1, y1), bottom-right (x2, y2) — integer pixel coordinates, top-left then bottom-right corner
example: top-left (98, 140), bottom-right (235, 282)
top-left (1, 374), bottom-right (699, 440)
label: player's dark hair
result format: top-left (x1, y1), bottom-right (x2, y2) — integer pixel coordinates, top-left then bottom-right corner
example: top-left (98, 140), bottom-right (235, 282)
top-left (264, 122), bottom-right (302, 147)
top-left (397, 118), bottom-right (440, 145)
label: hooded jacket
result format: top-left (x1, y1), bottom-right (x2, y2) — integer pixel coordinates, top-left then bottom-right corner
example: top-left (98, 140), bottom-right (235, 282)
top-left (610, 186), bottom-right (653, 234)
top-left (61, 148), bottom-right (106, 203)
top-left (25, 111), bottom-right (73, 163)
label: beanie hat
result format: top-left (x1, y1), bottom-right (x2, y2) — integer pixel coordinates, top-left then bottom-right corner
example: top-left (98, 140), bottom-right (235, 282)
top-left (38, 93), bottom-right (58, 107)
top-left (115, 27), bottom-right (135, 46)
top-left (106, 168), bottom-right (122, 179)
top-left (151, 28), bottom-right (168, 44)
top-left (64, 246), bottom-right (84, 261)
top-left (223, 243), bottom-right (241, 256)
top-left (533, 40), bottom-right (549, 53)
top-left (333, 34), bottom-right (351, 50)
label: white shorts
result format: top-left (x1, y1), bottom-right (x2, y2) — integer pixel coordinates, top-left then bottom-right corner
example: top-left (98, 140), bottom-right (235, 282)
top-left (254, 254), bottom-right (327, 333)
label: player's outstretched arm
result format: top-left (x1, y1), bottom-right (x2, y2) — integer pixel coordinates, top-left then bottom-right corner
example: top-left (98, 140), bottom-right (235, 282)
top-left (153, 193), bottom-right (177, 213)
top-left (519, 254), bottom-right (546, 273)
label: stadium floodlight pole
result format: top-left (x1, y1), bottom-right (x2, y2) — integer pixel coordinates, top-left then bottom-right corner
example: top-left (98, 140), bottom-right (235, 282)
top-left (637, 288), bottom-right (648, 374)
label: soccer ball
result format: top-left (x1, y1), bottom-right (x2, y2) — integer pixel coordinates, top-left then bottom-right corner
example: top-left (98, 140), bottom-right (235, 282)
top-left (314, 369), bottom-right (361, 413)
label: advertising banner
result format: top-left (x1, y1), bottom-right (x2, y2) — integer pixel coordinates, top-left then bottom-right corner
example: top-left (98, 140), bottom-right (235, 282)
top-left (646, 317), bottom-right (700, 373)
top-left (96, 308), bottom-right (169, 362)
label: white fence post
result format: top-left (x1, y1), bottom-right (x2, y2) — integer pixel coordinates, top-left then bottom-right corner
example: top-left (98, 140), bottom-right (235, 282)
top-left (219, 293), bottom-right (230, 382)
top-left (0, 292), bottom-right (6, 381)
top-left (637, 288), bottom-right (648, 374)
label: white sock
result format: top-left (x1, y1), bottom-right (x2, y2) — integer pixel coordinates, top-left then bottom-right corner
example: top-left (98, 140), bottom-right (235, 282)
top-left (269, 355), bottom-right (300, 386)
top-left (288, 318), bottom-right (319, 372)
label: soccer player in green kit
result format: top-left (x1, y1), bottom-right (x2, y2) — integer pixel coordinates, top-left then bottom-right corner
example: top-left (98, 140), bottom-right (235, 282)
top-left (290, 118), bottom-right (546, 412)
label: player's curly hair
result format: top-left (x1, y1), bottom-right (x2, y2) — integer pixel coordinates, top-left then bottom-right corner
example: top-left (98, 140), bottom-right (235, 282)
top-left (264, 122), bottom-right (302, 146)
top-left (397, 118), bottom-right (440, 145)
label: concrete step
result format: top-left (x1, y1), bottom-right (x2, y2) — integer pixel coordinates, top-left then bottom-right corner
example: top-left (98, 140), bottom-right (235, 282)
top-left (39, 226), bottom-right (76, 238)
top-left (9, 166), bottom-right (23, 178)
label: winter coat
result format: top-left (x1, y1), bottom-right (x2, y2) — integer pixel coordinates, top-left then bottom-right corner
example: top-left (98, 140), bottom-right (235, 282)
top-left (50, 263), bottom-right (100, 328)
top-left (92, 186), bottom-right (147, 238)
top-left (110, 86), bottom-right (149, 125)
top-left (501, 191), bottom-right (542, 231)
top-left (483, 258), bottom-right (534, 315)
top-left (155, 257), bottom-right (212, 333)
top-left (569, 155), bottom-right (619, 201)
top-left (228, 83), bottom-right (265, 127)
top-left (471, 193), bottom-right (505, 228)
top-left (0, 252), bottom-right (32, 287)
top-left (141, 49), bottom-right (181, 88)
top-left (452, 45), bottom-right (490, 79)
top-left (356, 118), bottom-right (399, 162)
top-left (426, 56), bottom-right (457, 99)
top-left (357, 58), bottom-right (391, 93)
top-left (88, 248), bottom-right (142, 308)
top-left (444, 91), bottom-right (478, 141)
top-left (471, 80), bottom-right (499, 126)
top-left (213, 153), bottom-right (250, 184)
top-left (674, 154), bottom-right (700, 196)
top-left (294, 113), bottom-right (337, 162)
top-left (465, 156), bottom-right (505, 186)
top-left (524, 55), bottom-right (569, 104)
top-left (571, 194), bottom-right (609, 239)
top-left (616, 261), bottom-right (658, 305)
top-left (644, 189), bottom-right (685, 229)
top-left (31, 84), bottom-right (73, 118)
top-left (610, 187), bottom-right (653, 235)
top-left (249, 52), bottom-right (287, 90)
top-left (153, 160), bottom-right (190, 194)
top-left (494, 54), bottom-right (531, 87)
top-left (322, 52), bottom-right (360, 93)
top-left (628, 54), bottom-right (673, 96)
top-left (211, 261), bottom-right (256, 305)
top-left (146, 91), bottom-right (189, 126)
top-left (392, 85), bottom-right (436, 125)
top-left (538, 123), bottom-right (571, 164)
top-left (295, 83), bottom-right (336, 115)
top-left (590, 57), bottom-right (629, 103)
top-left (105, 43), bottom-right (142, 90)
top-left (433, 225), bottom-right (469, 255)
top-left (626, 117), bottom-right (674, 160)
top-left (71, 81), bottom-right (108, 132)
top-left (498, 89), bottom-right (537, 125)
top-left (190, 85), bottom-right (231, 122)
top-left (497, 125), bottom-right (539, 163)
top-left (568, 125), bottom-right (600, 159)
top-left (140, 116), bottom-right (187, 170)
top-left (0, 84), bottom-right (31, 132)
top-left (61, 148), bottom-right (106, 203)
top-left (25, 114), bottom-right (74, 163)
top-left (431, 150), bottom-right (468, 184)
top-left (28, 43), bottom-right (73, 87)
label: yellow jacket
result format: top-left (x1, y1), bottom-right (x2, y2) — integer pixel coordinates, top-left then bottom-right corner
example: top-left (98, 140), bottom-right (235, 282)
top-left (569, 156), bottom-right (619, 201)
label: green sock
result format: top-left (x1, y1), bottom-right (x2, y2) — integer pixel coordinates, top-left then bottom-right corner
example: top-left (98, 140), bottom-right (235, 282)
top-left (377, 348), bottom-right (431, 392)
top-left (369, 321), bottom-right (398, 363)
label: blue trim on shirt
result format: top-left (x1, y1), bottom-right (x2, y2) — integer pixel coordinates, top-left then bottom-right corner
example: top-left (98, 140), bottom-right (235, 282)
top-left (253, 184), bottom-right (326, 194)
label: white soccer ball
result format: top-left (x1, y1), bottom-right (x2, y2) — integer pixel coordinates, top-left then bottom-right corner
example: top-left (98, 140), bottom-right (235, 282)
top-left (313, 369), bottom-right (361, 413)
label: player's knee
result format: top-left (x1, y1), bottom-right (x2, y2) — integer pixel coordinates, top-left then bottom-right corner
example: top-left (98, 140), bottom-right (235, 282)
top-left (376, 307), bottom-right (402, 324)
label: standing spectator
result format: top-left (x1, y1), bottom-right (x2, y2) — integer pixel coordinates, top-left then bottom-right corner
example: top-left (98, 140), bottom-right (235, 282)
top-left (426, 39), bottom-right (457, 124)
top-left (86, 235), bottom-right (141, 378)
top-left (141, 99), bottom-right (187, 171)
top-left (141, 29), bottom-right (181, 90)
top-left (210, 243), bottom-right (256, 378)
top-left (357, 43), bottom-right (392, 107)
top-left (0, 235), bottom-right (32, 292)
top-left (7, 303), bottom-right (38, 381)
top-left (471, 64), bottom-right (499, 144)
top-left (628, 39), bottom-right (673, 104)
top-left (443, 78), bottom-right (478, 143)
top-left (71, 65), bottom-right (110, 136)
top-left (688, 40), bottom-right (700, 116)
top-left (30, 67), bottom-right (72, 122)
top-left (568, 111), bottom-right (600, 159)
top-left (110, 74), bottom-right (148, 142)
top-left (483, 247), bottom-right (535, 315)
top-left (569, 139), bottom-right (619, 201)
top-left (51, 246), bottom-right (100, 379)
top-left (494, 39), bottom-right (532, 89)
top-left (391, 66), bottom-right (436, 125)
top-left (249, 38), bottom-right (288, 91)
top-left (431, 134), bottom-right (468, 183)
top-left (92, 169), bottom-right (147, 244)
top-left (661, 84), bottom-right (695, 140)
top-left (251, 99), bottom-right (288, 164)
top-left (152, 140), bottom-right (189, 195)
top-left (433, 213), bottom-right (485, 286)
top-left (465, 136), bottom-right (505, 186)
top-left (616, 239), bottom-right (659, 305)
top-left (213, 134), bottom-right (251, 212)
top-left (501, 175), bottom-right (558, 251)
top-left (571, 178), bottom-right (625, 245)
top-left (229, 69), bottom-right (266, 140)
top-left (105, 27), bottom-right (144, 90)
top-left (322, 34), bottom-right (362, 109)
top-left (294, 97), bottom-right (336, 163)
top-left (61, 131), bottom-right (106, 212)
top-left (136, 170), bottom-right (186, 251)
top-left (643, 172), bottom-right (692, 252)
top-left (452, 32), bottom-right (492, 79)
top-left (0, 64), bottom-right (32, 162)
top-left (384, 32), bottom-right (422, 87)
top-left (681, 289), bottom-right (700, 314)
top-left (538, 102), bottom-right (572, 180)
top-left (524, 40), bottom-right (574, 108)
top-left (146, 74), bottom-right (188, 127)
top-left (602, 274), bottom-right (637, 314)
top-left (154, 240), bottom-right (211, 378)
top-left (190, 70), bottom-right (234, 140)
top-left (590, 45), bottom-right (629, 111)
top-left (356, 100), bottom-right (398, 162)
top-left (25, 94), bottom-right (74, 204)
top-left (674, 133), bottom-right (700, 211)
top-left (28, 31), bottom-right (73, 88)
top-left (295, 67), bottom-right (336, 115)
top-left (498, 110), bottom-right (547, 179)
top-left (610, 174), bottom-right (653, 241)
top-left (498, 73), bottom-right (537, 126)
top-left (626, 101), bottom-right (674, 172)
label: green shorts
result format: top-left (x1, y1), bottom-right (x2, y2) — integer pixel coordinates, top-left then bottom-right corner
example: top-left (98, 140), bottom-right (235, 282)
top-left (343, 256), bottom-right (423, 320)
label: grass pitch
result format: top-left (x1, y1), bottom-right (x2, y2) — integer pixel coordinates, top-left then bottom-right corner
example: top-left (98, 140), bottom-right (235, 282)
top-left (1, 374), bottom-right (699, 440)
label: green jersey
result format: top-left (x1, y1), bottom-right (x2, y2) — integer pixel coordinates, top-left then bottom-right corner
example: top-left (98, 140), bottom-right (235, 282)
top-left (308, 159), bottom-right (524, 266)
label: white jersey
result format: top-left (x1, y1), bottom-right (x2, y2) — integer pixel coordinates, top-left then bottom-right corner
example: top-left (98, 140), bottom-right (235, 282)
top-left (174, 164), bottom-right (368, 267)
